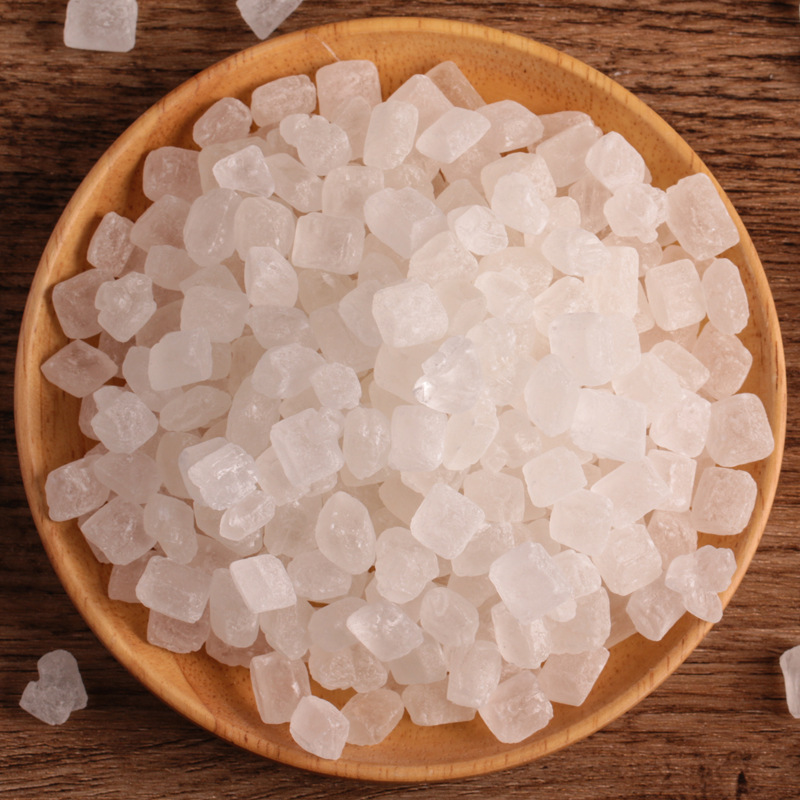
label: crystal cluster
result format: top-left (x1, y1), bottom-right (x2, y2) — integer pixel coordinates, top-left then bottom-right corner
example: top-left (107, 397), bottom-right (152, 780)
top-left (41, 59), bottom-right (774, 757)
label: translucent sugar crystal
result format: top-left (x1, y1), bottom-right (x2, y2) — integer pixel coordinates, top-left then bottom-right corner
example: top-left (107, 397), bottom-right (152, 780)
top-left (183, 188), bottom-right (242, 266)
top-left (260, 600), bottom-right (313, 660)
top-left (288, 551), bottom-right (351, 602)
top-left (706, 392), bottom-right (774, 467)
top-left (19, 650), bottom-right (87, 726)
top-left (230, 553), bottom-right (296, 613)
top-left (212, 144), bottom-right (275, 197)
top-left (538, 647), bottom-right (609, 706)
top-left (363, 101), bottom-right (419, 170)
top-left (86, 211), bottom-right (134, 274)
top-left (386, 404), bottom-right (446, 472)
top-left (411, 336), bottom-right (482, 414)
top-left (251, 343), bottom-right (324, 399)
top-left (611, 352), bottom-right (683, 423)
top-left (547, 587), bottom-right (611, 654)
top-left (479, 670), bottom-right (553, 744)
top-left (585, 131), bottom-right (646, 192)
top-left (626, 576), bottom-right (686, 641)
top-left (41, 340), bottom-right (117, 398)
top-left (522, 446), bottom-right (587, 509)
top-left (451, 521), bottom-right (515, 578)
top-left (129, 194), bottom-right (190, 251)
top-left (181, 285), bottom-right (248, 344)
top-left (585, 245), bottom-right (639, 318)
top-left (478, 99), bottom-right (543, 152)
top-left (247, 305), bottom-right (314, 351)
top-left (242, 245), bottom-right (297, 307)
top-left (491, 602), bottom-right (551, 668)
top-left (489, 542), bottom-right (572, 623)
top-left (489, 173), bottom-right (550, 236)
top-left (309, 362), bottom-right (361, 410)
top-left (80, 496), bottom-right (155, 564)
top-left (549, 489), bottom-right (613, 557)
top-left (603, 183), bottom-right (666, 243)
top-left (649, 339), bottom-right (711, 393)
top-left (666, 173), bottom-right (739, 261)
top-left (51, 269), bottom-right (107, 340)
top-left (570, 388), bottom-right (647, 463)
top-left (134, 555), bottom-right (212, 623)
top-left (415, 107), bottom-right (490, 164)
top-left (342, 689), bottom-right (404, 746)
top-left (308, 597), bottom-right (363, 652)
top-left (402, 681), bottom-right (476, 726)
top-left (46, 456), bottom-right (109, 522)
top-left (691, 323), bottom-right (753, 400)
top-left (548, 312), bottom-right (640, 387)
top-left (418, 586), bottom-right (479, 649)
top-left (143, 146), bottom-right (202, 203)
top-left (320, 166), bottom-right (383, 224)
top-left (374, 526), bottom-right (439, 604)
top-left (701, 257), bottom-right (749, 335)
top-left (192, 97), bottom-right (252, 148)
top-left (291, 212), bottom-right (364, 275)
top-left (148, 327), bottom-right (213, 392)
top-left (373, 281), bottom-right (451, 350)
top-left (647, 450), bottom-right (696, 513)
top-left (541, 226), bottom-right (611, 277)
top-left (648, 389), bottom-right (711, 458)
top-left (591, 524), bottom-right (662, 596)
top-left (220, 490), bottom-right (275, 542)
top-left (446, 640), bottom-right (502, 709)
top-left (647, 510), bottom-right (697, 568)
top-left (91, 390), bottom-right (158, 453)
top-left (780, 646), bottom-right (800, 719)
top-left (234, 196), bottom-right (295, 260)
top-left (315, 60), bottom-right (382, 121)
top-left (183, 440), bottom-right (259, 511)
top-left (208, 568), bottom-right (259, 648)
top-left (94, 272), bottom-right (156, 342)
top-left (591, 459), bottom-right (670, 529)
top-left (363, 186), bottom-right (446, 259)
top-left (448, 205), bottom-right (508, 256)
top-left (236, 0), bottom-right (302, 38)
top-left (342, 406), bottom-right (391, 480)
top-left (406, 233), bottom-right (478, 289)
top-left (523, 354), bottom-right (579, 437)
top-left (533, 276), bottom-right (591, 337)
top-left (644, 259), bottom-right (706, 332)
top-left (93, 450), bottom-right (161, 505)
top-left (409, 482), bottom-right (485, 560)
top-left (536, 118), bottom-right (602, 187)
top-left (143, 494), bottom-right (197, 563)
top-left (389, 73), bottom-right (453, 132)
top-left (290, 694), bottom-right (351, 760)
top-left (389, 633), bottom-right (447, 686)
top-left (665, 544), bottom-right (736, 623)
top-left (423, 61), bottom-right (482, 111)
top-left (690, 466), bottom-right (758, 535)
top-left (263, 153), bottom-right (322, 213)
top-left (142, 245), bottom-right (197, 292)
top-left (251, 651), bottom-right (310, 724)
top-left (480, 152), bottom-right (556, 201)
top-left (346, 601), bottom-right (423, 661)
top-left (270, 408), bottom-right (345, 487)
top-left (315, 491), bottom-right (376, 574)
top-left (64, 0), bottom-right (137, 53)
top-left (289, 115), bottom-right (353, 177)
top-left (147, 608), bottom-right (210, 654)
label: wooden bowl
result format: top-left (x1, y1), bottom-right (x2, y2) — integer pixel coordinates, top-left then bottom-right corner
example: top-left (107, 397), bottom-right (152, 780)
top-left (15, 16), bottom-right (786, 783)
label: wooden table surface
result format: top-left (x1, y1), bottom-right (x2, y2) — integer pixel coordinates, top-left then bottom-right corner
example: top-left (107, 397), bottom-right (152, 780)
top-left (2, 1), bottom-right (800, 797)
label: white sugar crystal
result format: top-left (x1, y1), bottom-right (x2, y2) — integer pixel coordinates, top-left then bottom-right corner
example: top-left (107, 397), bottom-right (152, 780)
top-left (143, 147), bottom-right (202, 203)
top-left (647, 450), bottom-right (697, 513)
top-left (364, 186), bottom-right (446, 259)
top-left (451, 522), bottom-right (515, 578)
top-left (343, 689), bottom-right (404, 746)
top-left (388, 404), bottom-right (447, 472)
top-left (389, 633), bottom-right (447, 685)
top-left (234, 196), bottom-right (296, 258)
top-left (480, 152), bottom-right (556, 201)
top-left (292, 212), bottom-right (364, 274)
top-left (181, 285), bottom-right (248, 343)
top-left (64, 0), bottom-right (137, 52)
top-left (220, 490), bottom-right (275, 542)
top-left (489, 173), bottom-right (550, 236)
top-left (591, 459), bottom-right (670, 529)
top-left (462, 471), bottom-right (523, 524)
top-left (129, 194), bottom-right (190, 251)
top-left (626, 577), bottom-right (686, 641)
top-left (372, 280), bottom-right (450, 350)
top-left (446, 640), bottom-right (502, 708)
top-left (570, 174), bottom-right (613, 234)
top-left (363, 101), bottom-right (419, 170)
top-left (260, 599), bottom-right (313, 660)
top-left (426, 61), bottom-right (484, 110)
top-left (247, 305), bottom-right (314, 350)
top-left (374, 527), bottom-right (439, 604)
top-left (135, 555), bottom-right (211, 622)
top-left (585, 245), bottom-right (639, 318)
top-left (541, 226), bottom-right (610, 277)
top-left (308, 597), bottom-right (363, 652)
top-left (87, 212), bottom-right (134, 273)
top-left (570, 389), bottom-right (647, 463)
top-left (184, 440), bottom-right (259, 510)
top-left (148, 608), bottom-right (210, 653)
top-left (148, 328), bottom-right (213, 392)
top-left (410, 482), bottom-right (485, 560)
top-left (419, 586), bottom-right (479, 648)
top-left (19, 649), bottom-right (87, 726)
top-left (41, 340), bottom-right (117, 398)
top-left (290, 115), bottom-right (353, 176)
top-left (549, 489), bottom-right (613, 557)
top-left (490, 542), bottom-right (572, 623)
top-left (647, 510), bottom-right (697, 568)
top-left (611, 352), bottom-right (683, 423)
top-left (780, 646), bottom-right (800, 719)
top-left (51, 269), bottom-right (106, 339)
top-left (332, 97), bottom-right (372, 161)
top-left (389, 74), bottom-right (453, 131)
top-left (536, 119), bottom-right (601, 187)
top-left (230, 553), bottom-right (296, 613)
top-left (538, 647), bottom-right (609, 706)
top-left (416, 107), bottom-right (490, 164)
top-left (650, 340), bottom-right (711, 394)
top-left (533, 276), bottom-right (591, 336)
top-left (402, 680), bottom-right (476, 726)
top-left (323, 166), bottom-right (385, 224)
top-left (265, 153), bottom-right (323, 212)
top-left (95, 272), bottom-right (156, 342)
top-left (212, 144), bottom-right (275, 196)
top-left (346, 601), bottom-right (423, 661)
top-left (408, 231), bottom-right (479, 286)
top-left (666, 173), bottom-right (739, 260)
top-left (491, 602), bottom-right (551, 668)
top-left (93, 451), bottom-right (161, 505)
top-left (522, 446), bottom-right (587, 508)
top-left (448, 204), bottom-right (508, 256)
top-left (310, 303), bottom-right (377, 371)
top-left (288, 551), bottom-right (351, 602)
top-left (604, 183), bottom-right (666, 243)
top-left (209, 568), bottom-right (259, 648)
top-left (144, 494), bottom-right (197, 563)
top-left (701, 258), bottom-right (749, 335)
top-left (91, 390), bottom-right (158, 453)
top-left (706, 393), bottom-right (774, 467)
top-left (316, 60), bottom-right (382, 121)
top-left (585, 131), bottom-right (646, 192)
top-left (192, 97), bottom-right (252, 148)
top-left (644, 259), bottom-right (706, 331)
top-left (46, 456), bottom-right (110, 522)
top-left (309, 362), bottom-right (361, 410)
top-left (342, 406), bottom-right (391, 480)
top-left (547, 588), bottom-right (610, 654)
top-left (251, 651), bottom-right (310, 724)
top-left (412, 336), bottom-right (483, 413)
top-left (478, 99), bottom-right (543, 151)
top-left (649, 389), bottom-right (711, 458)
top-left (315, 491), bottom-right (376, 574)
top-left (183, 188), bottom-right (242, 266)
top-left (548, 312), bottom-right (640, 387)
top-left (251, 343), bottom-right (324, 399)
top-left (479, 670), bottom-right (553, 743)
top-left (523, 354), bottom-right (579, 437)
top-left (242, 246), bottom-right (297, 307)
top-left (591, 524), bottom-right (662, 596)
top-left (665, 544), bottom-right (736, 622)
top-left (691, 466), bottom-right (758, 535)
top-left (251, 74), bottom-right (316, 128)
top-left (692, 323), bottom-right (753, 399)
top-left (143, 245), bottom-right (197, 291)
top-left (270, 408), bottom-right (344, 487)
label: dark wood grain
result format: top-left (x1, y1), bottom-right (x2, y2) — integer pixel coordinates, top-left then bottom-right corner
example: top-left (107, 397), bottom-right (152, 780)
top-left (2, 1), bottom-right (800, 797)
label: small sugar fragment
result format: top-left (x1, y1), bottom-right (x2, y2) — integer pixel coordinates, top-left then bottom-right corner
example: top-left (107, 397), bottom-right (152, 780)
top-left (20, 650), bottom-right (87, 726)
top-left (64, 0), bottom-right (137, 53)
top-left (236, 0), bottom-right (303, 39)
top-left (780, 646), bottom-right (800, 719)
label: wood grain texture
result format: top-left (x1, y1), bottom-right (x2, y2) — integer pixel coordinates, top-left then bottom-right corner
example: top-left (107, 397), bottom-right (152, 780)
top-left (2, 1), bottom-right (800, 798)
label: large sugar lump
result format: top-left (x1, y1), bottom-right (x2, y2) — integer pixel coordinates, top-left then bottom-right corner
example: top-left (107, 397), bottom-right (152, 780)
top-left (479, 670), bottom-right (553, 743)
top-left (388, 633), bottom-right (447, 686)
top-left (251, 74), bottom-right (316, 128)
top-left (591, 524), bottom-right (662, 596)
top-left (591, 459), bottom-right (670, 529)
top-left (251, 652), bottom-right (310, 724)
top-left (446, 640), bottom-right (502, 708)
top-left (780, 646), bottom-right (800, 719)
top-left (644, 259), bottom-right (706, 332)
top-left (523, 354), bottom-right (580, 437)
top-left (52, 269), bottom-right (107, 340)
top-left (522, 446), bottom-right (587, 508)
top-left (129, 194), bottom-right (190, 251)
top-left (372, 279), bottom-right (449, 348)
top-left (148, 327), bottom-right (213, 391)
top-left (292, 212), bottom-right (364, 274)
top-left (342, 407), bottom-right (391, 480)
top-left (230, 553), bottom-right (296, 614)
top-left (626, 577), bottom-right (686, 641)
top-left (665, 545), bottom-right (736, 623)
top-left (701, 258), bottom-right (749, 335)
top-left (41, 340), bottom-right (117, 399)
top-left (585, 131), bottom-right (646, 191)
top-left (346, 601), bottom-right (423, 661)
top-left (648, 389), bottom-right (711, 458)
top-left (666, 173), bottom-right (740, 261)
top-left (252, 342), bottom-right (324, 399)
top-left (45, 456), bottom-right (109, 522)
top-left (134, 555), bottom-right (212, 623)
top-left (690, 466), bottom-right (758, 535)
top-left (692, 323), bottom-right (753, 400)
top-left (416, 107), bottom-right (490, 164)
top-left (538, 648), bottom-right (610, 706)
top-left (93, 450), bottom-right (162, 505)
top-left (19, 650), bottom-right (88, 726)
top-left (80, 497), bottom-right (155, 565)
top-left (419, 586), bottom-right (479, 649)
top-left (549, 489), bottom-right (613, 557)
top-left (373, 527), bottom-right (439, 604)
top-left (363, 100), bottom-right (419, 170)
top-left (462, 470), bottom-right (525, 524)
top-left (316, 60), bottom-right (382, 121)
top-left (183, 440), bottom-right (258, 510)
top-left (342, 689), bottom-right (404, 745)
top-left (705, 393), bottom-right (774, 467)
top-left (143, 494), bottom-right (197, 563)
top-left (64, 0), bottom-right (137, 53)
top-left (647, 450), bottom-right (696, 514)
top-left (315, 492), bottom-right (376, 574)
top-left (388, 405), bottom-right (447, 472)
top-left (143, 147), bottom-right (202, 203)
top-left (413, 336), bottom-right (483, 414)
top-left (570, 389), bottom-right (647, 463)
top-left (91, 390), bottom-right (158, 453)
top-left (402, 681), bottom-right (476, 726)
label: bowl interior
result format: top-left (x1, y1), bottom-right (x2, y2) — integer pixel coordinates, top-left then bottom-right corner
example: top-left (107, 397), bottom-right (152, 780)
top-left (15, 17), bottom-right (786, 783)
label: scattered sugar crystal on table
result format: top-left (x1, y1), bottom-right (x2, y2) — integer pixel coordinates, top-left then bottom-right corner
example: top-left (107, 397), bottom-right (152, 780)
top-left (38, 57), bottom-right (776, 759)
top-left (64, 0), bottom-right (137, 53)
top-left (20, 650), bottom-right (88, 726)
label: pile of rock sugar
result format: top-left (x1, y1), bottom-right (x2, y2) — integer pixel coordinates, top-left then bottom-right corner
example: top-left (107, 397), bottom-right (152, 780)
top-left (41, 58), bottom-right (775, 759)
